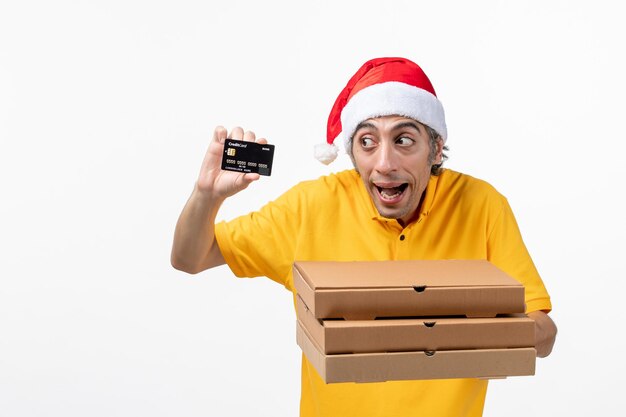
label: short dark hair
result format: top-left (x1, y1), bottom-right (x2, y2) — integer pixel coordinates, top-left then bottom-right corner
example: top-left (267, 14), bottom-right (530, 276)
top-left (424, 125), bottom-right (448, 176)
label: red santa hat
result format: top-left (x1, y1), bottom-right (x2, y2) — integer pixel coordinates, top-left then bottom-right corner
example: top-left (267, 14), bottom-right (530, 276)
top-left (314, 57), bottom-right (447, 164)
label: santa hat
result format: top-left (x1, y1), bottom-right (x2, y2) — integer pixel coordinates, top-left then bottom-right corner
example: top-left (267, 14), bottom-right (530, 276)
top-left (314, 57), bottom-right (447, 164)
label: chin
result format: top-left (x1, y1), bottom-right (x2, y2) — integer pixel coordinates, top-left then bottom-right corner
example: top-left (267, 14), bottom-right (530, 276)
top-left (376, 207), bottom-right (408, 221)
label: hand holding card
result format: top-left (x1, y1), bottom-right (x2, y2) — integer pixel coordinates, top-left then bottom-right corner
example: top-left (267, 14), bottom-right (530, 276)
top-left (195, 126), bottom-right (269, 201)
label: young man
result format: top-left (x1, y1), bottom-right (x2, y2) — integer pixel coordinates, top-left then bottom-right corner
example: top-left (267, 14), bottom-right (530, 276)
top-left (171, 57), bottom-right (557, 417)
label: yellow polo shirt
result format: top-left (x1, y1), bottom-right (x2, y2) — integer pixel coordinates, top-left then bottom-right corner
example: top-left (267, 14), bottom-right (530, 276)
top-left (215, 168), bottom-right (552, 417)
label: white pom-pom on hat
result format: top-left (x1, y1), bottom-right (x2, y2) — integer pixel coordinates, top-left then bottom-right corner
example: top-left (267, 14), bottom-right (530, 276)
top-left (314, 142), bottom-right (339, 165)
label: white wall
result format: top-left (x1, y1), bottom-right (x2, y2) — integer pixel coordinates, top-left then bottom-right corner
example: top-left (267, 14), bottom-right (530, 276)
top-left (1, 1), bottom-right (623, 416)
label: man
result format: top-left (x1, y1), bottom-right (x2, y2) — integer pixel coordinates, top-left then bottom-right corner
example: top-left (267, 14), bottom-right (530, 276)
top-left (171, 57), bottom-right (557, 417)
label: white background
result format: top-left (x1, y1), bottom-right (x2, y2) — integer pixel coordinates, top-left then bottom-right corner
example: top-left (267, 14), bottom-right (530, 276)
top-left (1, 1), bottom-right (624, 416)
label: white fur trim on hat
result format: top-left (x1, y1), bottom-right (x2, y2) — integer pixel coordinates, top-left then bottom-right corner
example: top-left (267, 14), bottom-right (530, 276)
top-left (340, 81), bottom-right (447, 153)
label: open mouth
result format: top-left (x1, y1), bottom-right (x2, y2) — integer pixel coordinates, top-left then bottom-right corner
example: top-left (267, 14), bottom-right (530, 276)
top-left (375, 183), bottom-right (408, 202)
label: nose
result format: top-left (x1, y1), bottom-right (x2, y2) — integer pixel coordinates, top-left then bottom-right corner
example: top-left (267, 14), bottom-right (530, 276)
top-left (373, 141), bottom-right (397, 175)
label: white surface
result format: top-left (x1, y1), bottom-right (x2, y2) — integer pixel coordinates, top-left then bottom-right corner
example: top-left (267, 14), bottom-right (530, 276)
top-left (1, 1), bottom-right (623, 416)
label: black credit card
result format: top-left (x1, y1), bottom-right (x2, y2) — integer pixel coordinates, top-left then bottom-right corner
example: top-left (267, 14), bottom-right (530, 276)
top-left (221, 139), bottom-right (275, 176)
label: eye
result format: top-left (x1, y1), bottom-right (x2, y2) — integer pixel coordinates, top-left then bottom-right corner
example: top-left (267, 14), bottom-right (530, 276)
top-left (396, 136), bottom-right (415, 146)
top-left (360, 137), bottom-right (376, 148)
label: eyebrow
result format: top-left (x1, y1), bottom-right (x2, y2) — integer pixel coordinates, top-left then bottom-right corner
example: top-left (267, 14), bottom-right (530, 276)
top-left (392, 121), bottom-right (422, 133)
top-left (353, 121), bottom-right (377, 136)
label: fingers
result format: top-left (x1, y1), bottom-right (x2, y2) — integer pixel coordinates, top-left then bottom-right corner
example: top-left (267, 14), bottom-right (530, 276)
top-left (243, 130), bottom-right (256, 142)
top-left (216, 125), bottom-right (267, 145)
top-left (229, 126), bottom-right (244, 141)
top-left (246, 131), bottom-right (267, 145)
top-left (229, 127), bottom-right (266, 144)
top-left (213, 125), bottom-right (228, 144)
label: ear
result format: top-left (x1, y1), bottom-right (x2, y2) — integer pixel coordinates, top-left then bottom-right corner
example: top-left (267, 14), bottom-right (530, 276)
top-left (433, 137), bottom-right (444, 165)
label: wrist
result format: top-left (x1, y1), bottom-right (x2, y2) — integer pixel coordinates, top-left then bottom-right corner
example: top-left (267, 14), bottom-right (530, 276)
top-left (191, 183), bottom-right (226, 212)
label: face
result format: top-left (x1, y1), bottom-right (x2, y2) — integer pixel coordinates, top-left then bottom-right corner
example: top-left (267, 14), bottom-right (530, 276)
top-left (351, 115), bottom-right (443, 226)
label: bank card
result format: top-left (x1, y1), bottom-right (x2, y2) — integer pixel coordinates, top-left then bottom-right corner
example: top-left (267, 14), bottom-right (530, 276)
top-left (220, 139), bottom-right (275, 176)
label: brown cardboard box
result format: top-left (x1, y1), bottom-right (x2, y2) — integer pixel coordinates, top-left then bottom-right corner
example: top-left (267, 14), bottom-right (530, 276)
top-left (296, 295), bottom-right (535, 354)
top-left (293, 260), bottom-right (525, 319)
top-left (296, 321), bottom-right (536, 383)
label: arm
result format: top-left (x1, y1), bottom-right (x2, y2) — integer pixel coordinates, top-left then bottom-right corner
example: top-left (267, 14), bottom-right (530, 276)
top-left (483, 196), bottom-right (557, 357)
top-left (171, 126), bottom-right (266, 274)
top-left (527, 310), bottom-right (557, 358)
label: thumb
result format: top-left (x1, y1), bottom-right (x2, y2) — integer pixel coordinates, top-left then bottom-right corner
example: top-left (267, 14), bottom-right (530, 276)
top-left (233, 172), bottom-right (261, 191)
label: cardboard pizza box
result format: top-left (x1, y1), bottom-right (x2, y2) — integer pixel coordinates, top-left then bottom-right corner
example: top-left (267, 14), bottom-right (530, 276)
top-left (296, 295), bottom-right (534, 354)
top-left (296, 321), bottom-right (536, 384)
top-left (293, 260), bottom-right (525, 320)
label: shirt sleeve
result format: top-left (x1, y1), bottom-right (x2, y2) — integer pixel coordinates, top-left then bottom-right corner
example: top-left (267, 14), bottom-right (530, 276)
top-left (214, 183), bottom-right (306, 291)
top-left (486, 197), bottom-right (553, 313)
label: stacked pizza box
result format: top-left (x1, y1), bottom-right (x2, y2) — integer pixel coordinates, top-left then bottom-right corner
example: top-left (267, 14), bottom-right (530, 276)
top-left (293, 259), bottom-right (536, 383)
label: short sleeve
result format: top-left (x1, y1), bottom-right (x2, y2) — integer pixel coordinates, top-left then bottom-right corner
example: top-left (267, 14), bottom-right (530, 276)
top-left (214, 183), bottom-right (306, 291)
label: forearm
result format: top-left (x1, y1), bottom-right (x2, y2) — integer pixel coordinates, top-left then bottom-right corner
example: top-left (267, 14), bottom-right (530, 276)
top-left (171, 185), bottom-right (226, 274)
top-left (527, 310), bottom-right (557, 358)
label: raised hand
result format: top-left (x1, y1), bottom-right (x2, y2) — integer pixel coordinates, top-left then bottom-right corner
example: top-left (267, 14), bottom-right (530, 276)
top-left (196, 126), bottom-right (268, 201)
